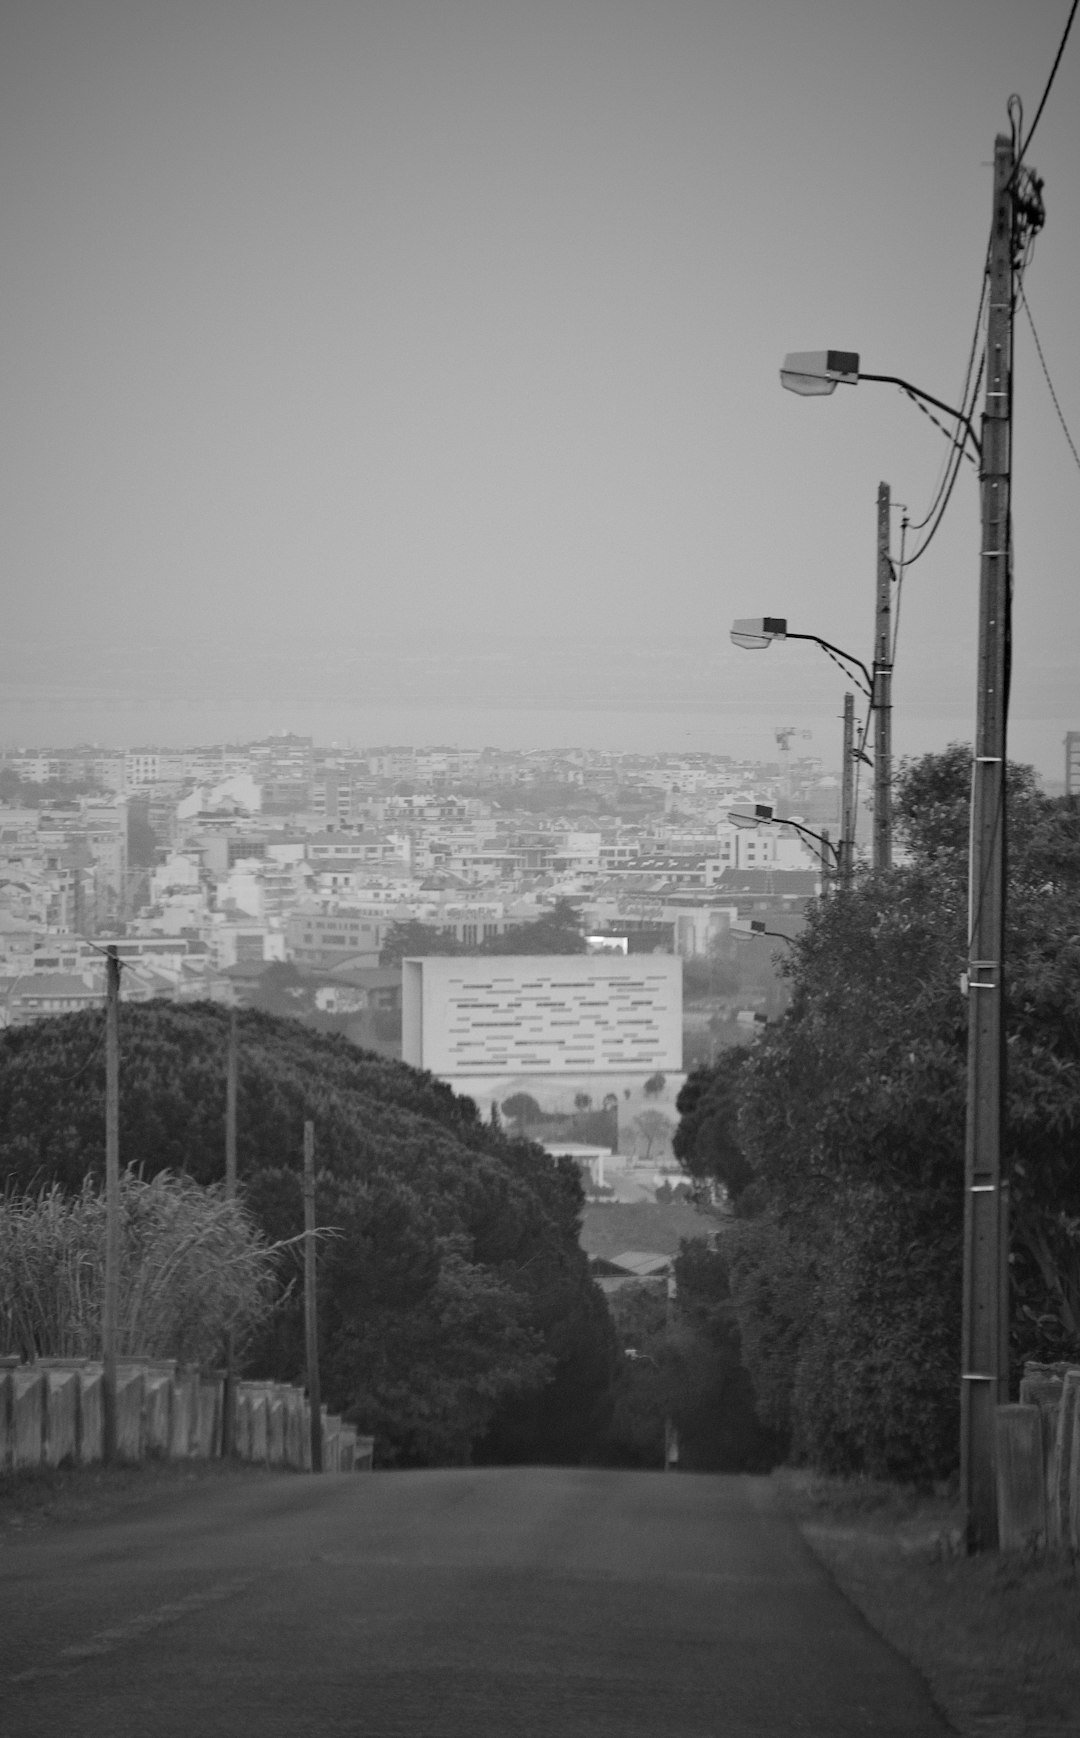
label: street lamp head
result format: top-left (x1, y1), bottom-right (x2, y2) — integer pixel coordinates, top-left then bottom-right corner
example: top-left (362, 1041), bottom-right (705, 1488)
top-left (727, 804), bottom-right (775, 828)
top-left (780, 350), bottom-right (860, 395)
top-left (730, 616), bottom-right (787, 650)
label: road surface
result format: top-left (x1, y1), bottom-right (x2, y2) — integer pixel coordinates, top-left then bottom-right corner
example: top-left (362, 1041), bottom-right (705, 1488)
top-left (0, 1466), bottom-right (948, 1736)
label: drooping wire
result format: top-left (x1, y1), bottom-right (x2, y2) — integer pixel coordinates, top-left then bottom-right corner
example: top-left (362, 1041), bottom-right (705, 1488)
top-left (891, 512), bottom-right (908, 666)
top-left (898, 265), bottom-right (989, 572)
top-left (1019, 283), bottom-right (1080, 474)
top-left (901, 351), bottom-right (984, 567)
top-left (901, 390), bottom-right (979, 471)
top-left (1013, 0), bottom-right (1079, 176)
top-left (908, 267), bottom-right (988, 536)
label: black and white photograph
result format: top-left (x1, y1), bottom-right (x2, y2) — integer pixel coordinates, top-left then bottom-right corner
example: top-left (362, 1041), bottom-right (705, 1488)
top-left (2, 3), bottom-right (1078, 1733)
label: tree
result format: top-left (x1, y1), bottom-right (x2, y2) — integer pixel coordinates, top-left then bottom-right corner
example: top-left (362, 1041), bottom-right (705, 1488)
top-left (127, 800), bottom-right (159, 868)
top-left (500, 1092), bottom-right (543, 1130)
top-left (643, 1072), bottom-right (666, 1098)
top-left (631, 1109), bottom-right (674, 1161)
top-left (251, 960), bottom-right (314, 1017)
top-left (673, 1050), bottom-right (756, 1209)
top-left (674, 750), bottom-right (1080, 1482)
top-left (0, 1004), bottom-right (615, 1467)
top-left (379, 920), bottom-right (459, 966)
top-left (479, 898), bottom-right (586, 956)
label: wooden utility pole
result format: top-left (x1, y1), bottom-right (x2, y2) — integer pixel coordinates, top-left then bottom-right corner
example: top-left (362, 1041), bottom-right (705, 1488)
top-left (303, 1120), bottom-right (323, 1473)
top-left (221, 1009), bottom-right (238, 1455)
top-left (102, 946), bottom-right (121, 1463)
top-left (872, 481), bottom-right (893, 869)
top-left (961, 132), bottom-right (1015, 1550)
top-left (840, 692), bottom-right (855, 888)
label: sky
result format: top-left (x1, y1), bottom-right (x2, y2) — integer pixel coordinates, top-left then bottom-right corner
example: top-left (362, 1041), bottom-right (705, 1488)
top-left (2, 0), bottom-right (1078, 778)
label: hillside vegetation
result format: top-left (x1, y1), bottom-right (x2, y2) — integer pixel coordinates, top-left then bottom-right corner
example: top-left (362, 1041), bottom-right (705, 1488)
top-left (0, 1005), bottom-right (616, 1466)
top-left (673, 748), bottom-right (1080, 1483)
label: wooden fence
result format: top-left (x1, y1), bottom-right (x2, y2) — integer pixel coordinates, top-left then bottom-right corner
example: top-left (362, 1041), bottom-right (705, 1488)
top-left (995, 1361), bottom-right (1080, 1552)
top-left (0, 1358), bottom-right (373, 1475)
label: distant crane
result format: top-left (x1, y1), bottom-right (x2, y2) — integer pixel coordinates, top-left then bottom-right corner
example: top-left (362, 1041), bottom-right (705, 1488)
top-left (774, 727), bottom-right (812, 798)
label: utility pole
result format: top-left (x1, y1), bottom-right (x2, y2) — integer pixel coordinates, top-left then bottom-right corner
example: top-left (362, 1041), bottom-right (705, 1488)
top-left (840, 692), bottom-right (855, 889)
top-left (221, 1009), bottom-right (238, 1456)
top-left (961, 131), bottom-right (1015, 1551)
top-left (872, 481), bottom-right (893, 869)
top-left (303, 1120), bottom-right (323, 1473)
top-left (102, 946), bottom-right (121, 1463)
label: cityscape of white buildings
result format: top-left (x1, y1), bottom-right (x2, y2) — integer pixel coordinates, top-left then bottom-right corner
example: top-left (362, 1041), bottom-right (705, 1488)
top-left (0, 734), bottom-right (834, 1035)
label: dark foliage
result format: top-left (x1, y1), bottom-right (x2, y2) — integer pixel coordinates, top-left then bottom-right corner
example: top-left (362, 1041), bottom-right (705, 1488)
top-left (673, 750), bottom-right (1080, 1482)
top-left (380, 898), bottom-right (585, 966)
top-left (590, 1240), bottom-right (783, 1472)
top-left (0, 769), bottom-right (104, 806)
top-left (0, 1003), bottom-right (614, 1466)
top-left (673, 1052), bottom-right (755, 1207)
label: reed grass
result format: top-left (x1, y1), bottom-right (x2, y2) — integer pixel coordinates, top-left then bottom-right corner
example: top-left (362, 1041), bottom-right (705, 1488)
top-left (0, 1171), bottom-right (278, 1366)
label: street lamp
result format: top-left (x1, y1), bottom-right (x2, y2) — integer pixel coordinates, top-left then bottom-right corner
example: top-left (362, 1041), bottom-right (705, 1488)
top-left (779, 351), bottom-right (982, 463)
top-left (728, 803), bottom-right (839, 873)
top-left (729, 621), bottom-right (868, 878)
top-left (731, 918), bottom-right (794, 947)
top-left (779, 128), bottom-right (1028, 1547)
top-left (730, 617), bottom-right (872, 695)
top-left (731, 547), bottom-right (890, 875)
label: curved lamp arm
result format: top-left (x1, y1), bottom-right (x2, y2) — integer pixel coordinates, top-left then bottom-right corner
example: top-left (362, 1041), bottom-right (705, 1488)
top-left (857, 372), bottom-right (982, 464)
top-left (782, 631), bottom-right (873, 697)
top-left (779, 351), bottom-right (981, 463)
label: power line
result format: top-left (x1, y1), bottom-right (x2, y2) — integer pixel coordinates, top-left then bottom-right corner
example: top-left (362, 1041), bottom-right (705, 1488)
top-left (903, 265), bottom-right (989, 563)
top-left (1019, 283), bottom-right (1080, 474)
top-left (903, 374), bottom-right (980, 565)
top-left (907, 265), bottom-right (987, 535)
top-left (1015, 0), bottom-right (1079, 173)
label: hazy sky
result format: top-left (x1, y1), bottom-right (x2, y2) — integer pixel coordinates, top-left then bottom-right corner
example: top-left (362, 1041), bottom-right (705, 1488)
top-left (2, 1), bottom-right (1077, 775)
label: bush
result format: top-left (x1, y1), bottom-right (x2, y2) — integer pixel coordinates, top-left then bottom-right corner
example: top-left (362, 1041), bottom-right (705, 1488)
top-left (0, 1171), bottom-right (277, 1366)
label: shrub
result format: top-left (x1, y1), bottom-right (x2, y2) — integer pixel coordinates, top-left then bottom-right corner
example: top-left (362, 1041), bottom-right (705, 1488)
top-left (0, 1171), bottom-right (278, 1366)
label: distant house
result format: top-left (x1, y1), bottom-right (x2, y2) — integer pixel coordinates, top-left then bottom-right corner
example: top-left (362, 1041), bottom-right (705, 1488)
top-left (0, 971), bottom-right (102, 1025)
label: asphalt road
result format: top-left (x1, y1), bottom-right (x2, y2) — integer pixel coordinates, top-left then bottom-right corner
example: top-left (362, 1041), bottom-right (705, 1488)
top-left (0, 1467), bottom-right (949, 1737)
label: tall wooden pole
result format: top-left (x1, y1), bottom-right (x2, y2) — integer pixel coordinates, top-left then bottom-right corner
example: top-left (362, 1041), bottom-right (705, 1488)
top-left (961, 132), bottom-right (1014, 1551)
top-left (872, 482), bottom-right (893, 869)
top-left (303, 1120), bottom-right (323, 1473)
top-left (840, 693), bottom-right (855, 889)
top-left (102, 946), bottom-right (121, 1462)
top-left (221, 1008), bottom-right (238, 1455)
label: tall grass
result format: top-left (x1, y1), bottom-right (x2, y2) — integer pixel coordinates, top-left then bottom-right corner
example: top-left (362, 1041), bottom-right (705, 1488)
top-left (0, 1171), bottom-right (278, 1367)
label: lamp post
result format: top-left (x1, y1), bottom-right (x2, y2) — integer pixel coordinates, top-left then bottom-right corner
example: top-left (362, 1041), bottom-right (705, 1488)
top-left (777, 125), bottom-right (1040, 1546)
top-left (730, 521), bottom-right (891, 874)
top-left (728, 802), bottom-right (840, 888)
top-left (731, 918), bottom-right (795, 947)
top-left (729, 623), bottom-right (870, 877)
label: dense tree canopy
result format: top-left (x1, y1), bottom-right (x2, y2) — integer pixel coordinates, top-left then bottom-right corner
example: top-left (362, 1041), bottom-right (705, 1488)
top-left (0, 1004), bottom-right (616, 1465)
top-left (673, 749), bottom-right (1080, 1482)
top-left (380, 899), bottom-right (585, 966)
